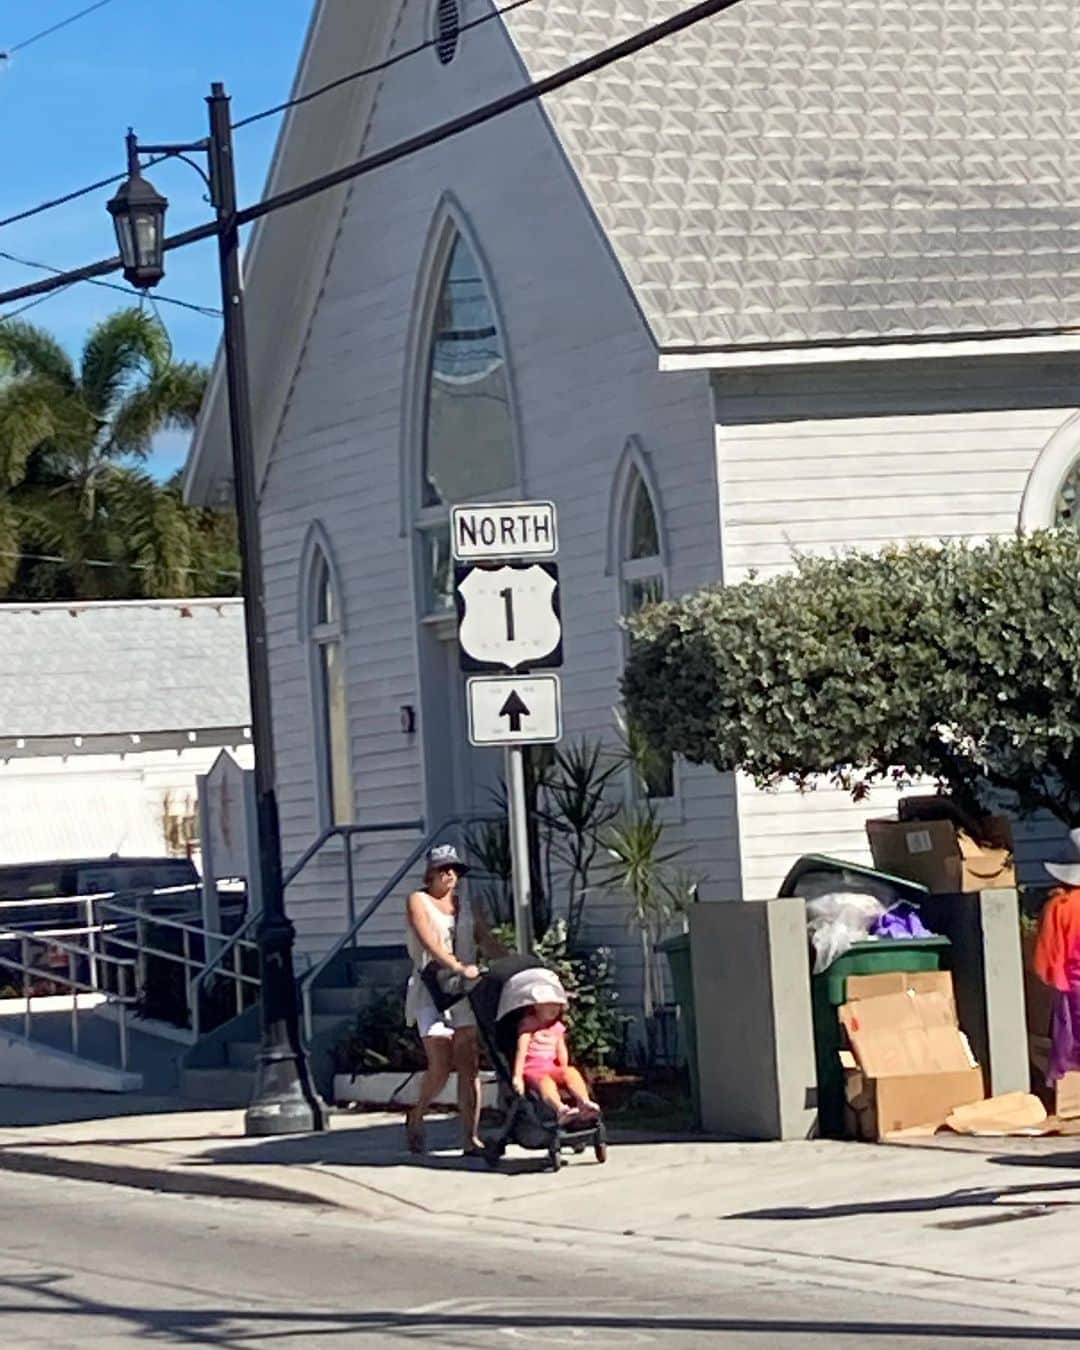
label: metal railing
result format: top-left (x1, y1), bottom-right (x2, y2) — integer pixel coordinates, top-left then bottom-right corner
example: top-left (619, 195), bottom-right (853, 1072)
top-left (189, 909), bottom-right (261, 1038)
top-left (298, 814), bottom-right (497, 1042)
top-left (0, 928), bottom-right (137, 1069)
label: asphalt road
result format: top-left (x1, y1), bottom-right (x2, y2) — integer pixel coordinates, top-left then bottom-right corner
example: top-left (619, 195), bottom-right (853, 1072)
top-left (1, 1170), bottom-right (1077, 1348)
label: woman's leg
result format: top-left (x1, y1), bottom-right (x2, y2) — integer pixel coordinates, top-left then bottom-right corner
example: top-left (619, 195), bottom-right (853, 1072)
top-left (452, 1025), bottom-right (482, 1151)
top-left (562, 1066), bottom-right (600, 1114)
top-left (407, 1035), bottom-right (453, 1152)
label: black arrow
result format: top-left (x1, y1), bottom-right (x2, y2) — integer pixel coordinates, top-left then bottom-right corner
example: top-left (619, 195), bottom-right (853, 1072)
top-left (499, 690), bottom-right (530, 732)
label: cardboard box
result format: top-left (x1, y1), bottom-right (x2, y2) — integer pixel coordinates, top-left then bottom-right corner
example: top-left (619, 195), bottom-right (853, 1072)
top-left (838, 981), bottom-right (985, 1139)
top-left (845, 970), bottom-right (957, 1019)
top-left (866, 815), bottom-right (1015, 894)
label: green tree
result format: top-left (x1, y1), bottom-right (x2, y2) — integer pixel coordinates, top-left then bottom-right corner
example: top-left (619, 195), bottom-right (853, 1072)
top-left (0, 308), bottom-right (236, 599)
top-left (623, 531), bottom-right (1080, 825)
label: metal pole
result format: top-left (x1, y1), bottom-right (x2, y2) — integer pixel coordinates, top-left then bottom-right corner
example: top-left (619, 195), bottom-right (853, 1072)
top-left (206, 81), bottom-right (322, 1135)
top-left (21, 937), bottom-right (30, 1038)
top-left (85, 897), bottom-right (99, 989)
top-left (68, 953), bottom-right (79, 1057)
top-left (505, 747), bottom-right (534, 955)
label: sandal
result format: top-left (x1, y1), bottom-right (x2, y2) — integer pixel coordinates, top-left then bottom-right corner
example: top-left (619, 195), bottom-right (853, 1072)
top-left (462, 1137), bottom-right (486, 1158)
top-left (406, 1107), bottom-right (425, 1155)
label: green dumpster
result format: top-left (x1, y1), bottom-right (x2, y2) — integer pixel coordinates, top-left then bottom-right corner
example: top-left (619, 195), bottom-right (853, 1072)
top-left (659, 932), bottom-right (700, 1126)
top-left (811, 936), bottom-right (951, 1137)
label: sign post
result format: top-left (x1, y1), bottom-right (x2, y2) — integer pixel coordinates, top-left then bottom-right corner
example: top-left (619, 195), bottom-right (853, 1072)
top-left (453, 501), bottom-right (564, 955)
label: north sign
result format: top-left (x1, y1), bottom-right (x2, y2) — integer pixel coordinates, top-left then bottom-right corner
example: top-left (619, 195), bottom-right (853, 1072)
top-left (467, 675), bottom-right (563, 746)
top-left (455, 561), bottom-right (563, 673)
top-left (451, 501), bottom-right (558, 562)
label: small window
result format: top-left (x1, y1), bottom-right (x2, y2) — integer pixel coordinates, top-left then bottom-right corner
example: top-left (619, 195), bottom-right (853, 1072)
top-left (618, 468), bottom-right (674, 800)
top-left (305, 544), bottom-right (354, 827)
top-left (434, 0), bottom-right (460, 65)
top-left (1055, 458), bottom-right (1080, 528)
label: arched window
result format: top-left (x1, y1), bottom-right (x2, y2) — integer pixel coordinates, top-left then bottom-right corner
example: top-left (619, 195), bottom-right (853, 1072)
top-left (302, 534), bottom-right (354, 827)
top-left (1055, 459), bottom-right (1080, 527)
top-left (1020, 412), bottom-right (1080, 533)
top-left (615, 457), bottom-right (674, 800)
top-left (414, 226), bottom-right (518, 616)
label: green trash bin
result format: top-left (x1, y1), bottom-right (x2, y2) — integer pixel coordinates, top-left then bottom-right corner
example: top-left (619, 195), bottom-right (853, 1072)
top-left (811, 936), bottom-right (951, 1137)
top-left (659, 932), bottom-right (700, 1126)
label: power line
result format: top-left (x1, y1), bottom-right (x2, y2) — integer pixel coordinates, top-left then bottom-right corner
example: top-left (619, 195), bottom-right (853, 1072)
top-left (0, 0), bottom-right (534, 231)
top-left (0, 0), bottom-right (745, 312)
top-left (233, 0), bottom-right (534, 130)
top-left (2, 0), bottom-right (118, 57)
top-left (0, 550), bottom-right (241, 578)
top-left (0, 249), bottom-right (221, 317)
top-left (2, 283), bottom-right (78, 322)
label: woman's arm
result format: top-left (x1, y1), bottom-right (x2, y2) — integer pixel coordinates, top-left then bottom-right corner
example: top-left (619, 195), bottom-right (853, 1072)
top-left (406, 892), bottom-right (468, 973)
top-left (512, 1029), bottom-right (531, 1094)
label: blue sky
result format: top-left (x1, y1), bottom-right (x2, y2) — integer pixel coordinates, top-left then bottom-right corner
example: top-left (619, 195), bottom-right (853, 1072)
top-left (0, 0), bottom-right (313, 476)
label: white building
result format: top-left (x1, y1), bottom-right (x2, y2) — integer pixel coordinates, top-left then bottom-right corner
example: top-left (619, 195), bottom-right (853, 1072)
top-left (186, 0), bottom-right (1080, 984)
top-left (0, 599), bottom-right (252, 866)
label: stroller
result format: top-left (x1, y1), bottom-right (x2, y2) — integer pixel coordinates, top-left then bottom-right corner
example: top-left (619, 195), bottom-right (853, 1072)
top-left (470, 954), bottom-right (607, 1172)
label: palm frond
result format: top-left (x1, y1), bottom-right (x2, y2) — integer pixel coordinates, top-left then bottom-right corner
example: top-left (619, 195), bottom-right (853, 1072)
top-left (107, 362), bottom-right (209, 460)
top-left (0, 493), bottom-right (19, 592)
top-left (105, 467), bottom-right (194, 597)
top-left (79, 309), bottom-right (172, 418)
top-left (0, 320), bottom-right (76, 388)
top-left (0, 376), bottom-right (65, 488)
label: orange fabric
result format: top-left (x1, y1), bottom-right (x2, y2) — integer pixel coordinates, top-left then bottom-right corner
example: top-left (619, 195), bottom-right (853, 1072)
top-left (1034, 887), bottom-right (1080, 993)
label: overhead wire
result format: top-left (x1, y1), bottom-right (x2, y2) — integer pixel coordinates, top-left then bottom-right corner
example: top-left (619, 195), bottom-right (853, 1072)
top-left (2, 0), bottom-right (118, 58)
top-left (0, 248), bottom-right (221, 317)
top-left (1, 283), bottom-right (79, 322)
top-left (0, 0), bottom-right (745, 312)
top-left (0, 0), bottom-right (535, 231)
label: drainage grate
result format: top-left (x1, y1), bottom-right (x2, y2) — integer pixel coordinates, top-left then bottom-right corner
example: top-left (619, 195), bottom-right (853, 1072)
top-left (435, 0), bottom-right (460, 65)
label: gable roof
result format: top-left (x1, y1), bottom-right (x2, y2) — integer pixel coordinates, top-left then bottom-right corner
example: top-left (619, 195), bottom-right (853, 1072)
top-left (186, 0), bottom-right (1080, 499)
top-left (504, 0), bottom-right (1080, 350)
top-left (0, 598), bottom-right (250, 743)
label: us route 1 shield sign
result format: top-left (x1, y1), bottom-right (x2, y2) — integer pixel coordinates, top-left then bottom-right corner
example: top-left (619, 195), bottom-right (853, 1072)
top-left (455, 561), bottom-right (563, 673)
top-left (467, 674), bottom-right (562, 746)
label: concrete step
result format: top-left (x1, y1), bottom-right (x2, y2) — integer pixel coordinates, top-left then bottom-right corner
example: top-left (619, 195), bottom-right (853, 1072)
top-left (226, 1040), bottom-right (258, 1070)
top-left (180, 1066), bottom-right (254, 1107)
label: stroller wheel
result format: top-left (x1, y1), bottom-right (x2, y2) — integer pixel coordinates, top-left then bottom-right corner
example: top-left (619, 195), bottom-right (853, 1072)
top-left (548, 1145), bottom-right (562, 1172)
top-left (484, 1140), bottom-right (504, 1169)
top-left (594, 1122), bottom-right (608, 1164)
top-left (571, 1141), bottom-right (587, 1154)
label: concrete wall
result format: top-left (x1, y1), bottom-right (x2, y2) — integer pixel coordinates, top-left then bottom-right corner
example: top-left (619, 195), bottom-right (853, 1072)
top-left (689, 900), bottom-right (816, 1140)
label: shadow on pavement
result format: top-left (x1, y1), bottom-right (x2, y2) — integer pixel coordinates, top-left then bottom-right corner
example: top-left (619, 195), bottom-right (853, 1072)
top-left (726, 1179), bottom-right (1080, 1222)
top-left (0, 1087), bottom-right (220, 1129)
top-left (3, 1271), bottom-right (1077, 1343)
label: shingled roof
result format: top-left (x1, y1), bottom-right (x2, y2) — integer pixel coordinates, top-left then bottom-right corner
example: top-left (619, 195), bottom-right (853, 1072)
top-left (504, 0), bottom-right (1080, 348)
top-left (0, 599), bottom-right (250, 741)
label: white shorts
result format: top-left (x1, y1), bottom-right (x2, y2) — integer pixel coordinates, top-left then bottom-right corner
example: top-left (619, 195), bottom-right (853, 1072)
top-left (413, 986), bottom-right (476, 1041)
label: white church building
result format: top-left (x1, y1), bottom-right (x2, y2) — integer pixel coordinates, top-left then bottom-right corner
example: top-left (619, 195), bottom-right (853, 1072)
top-left (186, 0), bottom-right (1080, 976)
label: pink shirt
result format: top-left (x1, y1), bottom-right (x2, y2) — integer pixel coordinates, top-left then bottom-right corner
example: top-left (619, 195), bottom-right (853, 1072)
top-left (523, 1019), bottom-right (566, 1076)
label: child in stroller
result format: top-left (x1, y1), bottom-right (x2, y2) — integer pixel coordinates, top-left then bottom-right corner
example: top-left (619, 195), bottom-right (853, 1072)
top-left (470, 954), bottom-right (607, 1171)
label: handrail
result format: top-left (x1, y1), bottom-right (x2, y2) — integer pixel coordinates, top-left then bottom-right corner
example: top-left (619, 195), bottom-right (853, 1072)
top-left (283, 819), bottom-right (425, 929)
top-left (298, 813), bottom-right (498, 1042)
top-left (191, 908), bottom-right (261, 1038)
top-left (0, 934), bottom-right (136, 1070)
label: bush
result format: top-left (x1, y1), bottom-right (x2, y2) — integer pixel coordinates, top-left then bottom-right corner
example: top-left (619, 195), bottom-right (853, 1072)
top-left (624, 531), bottom-right (1080, 825)
top-left (331, 990), bottom-right (426, 1077)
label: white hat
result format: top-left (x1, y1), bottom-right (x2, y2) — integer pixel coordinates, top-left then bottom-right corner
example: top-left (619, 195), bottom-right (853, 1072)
top-left (1046, 828), bottom-right (1080, 887)
top-left (496, 968), bottom-right (570, 1022)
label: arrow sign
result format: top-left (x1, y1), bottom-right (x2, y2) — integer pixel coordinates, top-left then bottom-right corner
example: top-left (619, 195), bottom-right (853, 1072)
top-left (467, 675), bottom-right (562, 746)
top-left (499, 690), bottom-right (530, 732)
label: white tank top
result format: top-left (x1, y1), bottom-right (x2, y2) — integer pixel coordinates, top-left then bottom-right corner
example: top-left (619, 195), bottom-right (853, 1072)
top-left (404, 891), bottom-right (476, 1025)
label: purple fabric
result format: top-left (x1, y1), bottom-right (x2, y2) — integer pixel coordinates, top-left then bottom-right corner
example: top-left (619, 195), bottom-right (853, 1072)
top-left (871, 903), bottom-right (932, 941)
top-left (1048, 953), bottom-right (1080, 1084)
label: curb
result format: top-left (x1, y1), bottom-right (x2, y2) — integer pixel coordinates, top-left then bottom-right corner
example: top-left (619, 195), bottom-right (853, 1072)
top-left (0, 1147), bottom-right (340, 1209)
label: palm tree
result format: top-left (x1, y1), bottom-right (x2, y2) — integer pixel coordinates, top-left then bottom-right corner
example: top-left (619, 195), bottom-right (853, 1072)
top-left (0, 308), bottom-right (230, 599)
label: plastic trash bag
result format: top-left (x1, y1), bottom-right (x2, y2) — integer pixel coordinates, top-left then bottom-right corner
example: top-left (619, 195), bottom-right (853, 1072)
top-left (805, 891), bottom-right (886, 973)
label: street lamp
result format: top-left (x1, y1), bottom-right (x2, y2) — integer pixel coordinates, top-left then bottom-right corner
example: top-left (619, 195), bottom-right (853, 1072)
top-left (110, 82), bottom-right (323, 1137)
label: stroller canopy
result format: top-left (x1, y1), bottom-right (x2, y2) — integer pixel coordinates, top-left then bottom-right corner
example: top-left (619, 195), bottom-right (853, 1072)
top-left (495, 967), bottom-right (569, 1023)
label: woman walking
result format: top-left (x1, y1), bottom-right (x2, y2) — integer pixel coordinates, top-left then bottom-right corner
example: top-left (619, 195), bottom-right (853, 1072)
top-left (404, 843), bottom-right (498, 1156)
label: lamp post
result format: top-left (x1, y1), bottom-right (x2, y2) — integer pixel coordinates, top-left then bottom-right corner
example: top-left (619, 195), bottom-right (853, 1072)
top-left (109, 83), bottom-right (323, 1136)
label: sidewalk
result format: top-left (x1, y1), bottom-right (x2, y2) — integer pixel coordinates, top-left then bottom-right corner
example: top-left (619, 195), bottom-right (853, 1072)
top-left (3, 1089), bottom-right (1080, 1321)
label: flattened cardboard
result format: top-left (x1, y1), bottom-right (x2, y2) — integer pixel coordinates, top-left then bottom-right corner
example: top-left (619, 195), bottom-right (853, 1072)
top-left (1028, 1034), bottom-right (1080, 1121)
top-left (945, 1093), bottom-right (1049, 1137)
top-left (845, 971), bottom-right (956, 1018)
top-left (866, 815), bottom-right (1015, 894)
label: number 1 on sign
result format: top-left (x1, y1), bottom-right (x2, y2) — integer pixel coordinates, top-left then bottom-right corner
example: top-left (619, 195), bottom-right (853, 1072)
top-left (499, 587), bottom-right (516, 641)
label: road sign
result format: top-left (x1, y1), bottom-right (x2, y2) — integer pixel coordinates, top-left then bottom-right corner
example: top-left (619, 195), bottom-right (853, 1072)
top-left (467, 675), bottom-right (563, 746)
top-left (455, 561), bottom-right (562, 672)
top-left (451, 501), bottom-right (558, 561)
